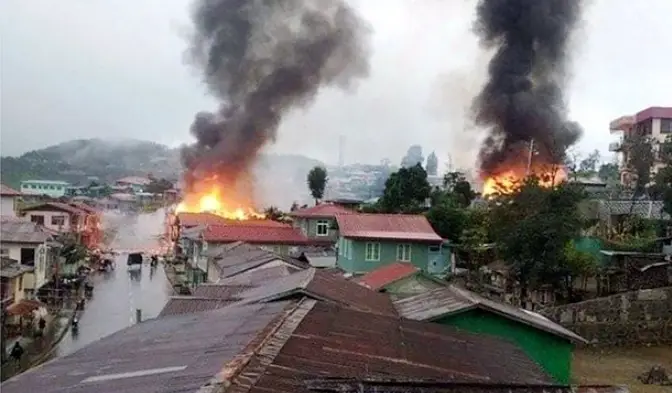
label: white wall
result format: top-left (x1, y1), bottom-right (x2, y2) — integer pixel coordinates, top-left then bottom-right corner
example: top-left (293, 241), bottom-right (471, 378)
top-left (23, 209), bottom-right (75, 232)
top-left (1, 196), bottom-right (17, 216)
top-left (0, 242), bottom-right (48, 291)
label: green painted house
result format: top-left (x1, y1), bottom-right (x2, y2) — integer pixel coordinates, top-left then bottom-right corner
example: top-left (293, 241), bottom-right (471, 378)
top-left (289, 203), bottom-right (355, 244)
top-left (335, 213), bottom-right (452, 274)
top-left (394, 286), bottom-right (587, 384)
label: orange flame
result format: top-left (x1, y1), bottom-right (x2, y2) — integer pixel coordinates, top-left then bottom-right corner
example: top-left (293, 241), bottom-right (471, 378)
top-left (175, 184), bottom-right (264, 220)
top-left (482, 165), bottom-right (566, 197)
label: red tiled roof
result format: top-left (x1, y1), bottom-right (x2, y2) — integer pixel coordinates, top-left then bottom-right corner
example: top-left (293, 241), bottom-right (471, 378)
top-left (21, 202), bottom-right (85, 215)
top-left (203, 224), bottom-right (311, 244)
top-left (358, 262), bottom-right (419, 290)
top-left (289, 203), bottom-right (354, 218)
top-left (177, 212), bottom-right (229, 227)
top-left (0, 184), bottom-right (21, 196)
top-left (336, 213), bottom-right (442, 242)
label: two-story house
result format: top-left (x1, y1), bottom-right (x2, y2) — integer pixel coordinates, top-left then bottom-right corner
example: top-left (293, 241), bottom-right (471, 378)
top-left (335, 213), bottom-right (451, 275)
top-left (0, 219), bottom-right (58, 298)
top-left (20, 202), bottom-right (86, 233)
top-left (1, 184), bottom-right (21, 217)
top-left (19, 202), bottom-right (101, 249)
top-left (289, 203), bottom-right (354, 244)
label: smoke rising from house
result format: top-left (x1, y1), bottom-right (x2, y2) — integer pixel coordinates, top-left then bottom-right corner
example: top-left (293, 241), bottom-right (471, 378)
top-left (472, 0), bottom-right (584, 176)
top-left (181, 0), bottom-right (371, 192)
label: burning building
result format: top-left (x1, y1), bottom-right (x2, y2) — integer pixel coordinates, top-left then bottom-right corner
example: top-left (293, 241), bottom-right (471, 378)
top-left (472, 0), bottom-right (585, 196)
top-left (176, 0), bottom-right (371, 217)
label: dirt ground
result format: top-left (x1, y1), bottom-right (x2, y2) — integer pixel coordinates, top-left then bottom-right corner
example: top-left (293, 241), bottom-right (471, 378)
top-left (573, 345), bottom-right (672, 393)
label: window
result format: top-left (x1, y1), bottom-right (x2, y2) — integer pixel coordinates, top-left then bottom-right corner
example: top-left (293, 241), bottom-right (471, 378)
top-left (51, 216), bottom-right (65, 226)
top-left (316, 220), bottom-right (329, 236)
top-left (396, 244), bottom-right (412, 261)
top-left (428, 245), bottom-right (441, 252)
top-left (365, 242), bottom-right (381, 261)
top-left (661, 118), bottom-right (672, 134)
top-left (30, 215), bottom-right (45, 225)
top-left (0, 248), bottom-right (8, 257)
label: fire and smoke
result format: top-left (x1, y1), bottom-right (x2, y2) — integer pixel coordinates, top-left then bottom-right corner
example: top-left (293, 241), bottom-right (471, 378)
top-left (178, 0), bottom-right (371, 216)
top-left (472, 0), bottom-right (584, 195)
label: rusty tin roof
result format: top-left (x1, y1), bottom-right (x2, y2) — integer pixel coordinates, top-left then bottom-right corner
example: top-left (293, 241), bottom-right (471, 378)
top-left (235, 268), bottom-right (398, 316)
top-left (158, 296), bottom-right (239, 317)
top-left (0, 301), bottom-right (294, 393)
top-left (224, 299), bottom-right (554, 393)
top-left (394, 286), bottom-right (587, 344)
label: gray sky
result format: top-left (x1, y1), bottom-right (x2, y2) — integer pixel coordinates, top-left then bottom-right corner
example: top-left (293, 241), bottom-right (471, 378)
top-left (1, 0), bottom-right (670, 169)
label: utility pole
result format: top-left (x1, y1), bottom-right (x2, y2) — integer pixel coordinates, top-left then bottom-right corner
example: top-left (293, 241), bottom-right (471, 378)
top-left (526, 140), bottom-right (535, 176)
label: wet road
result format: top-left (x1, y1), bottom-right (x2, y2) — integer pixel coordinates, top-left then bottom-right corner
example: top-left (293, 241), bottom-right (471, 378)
top-left (53, 256), bottom-right (173, 357)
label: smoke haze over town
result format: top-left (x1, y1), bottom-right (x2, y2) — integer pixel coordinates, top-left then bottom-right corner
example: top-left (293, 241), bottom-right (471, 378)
top-left (1, 0), bottom-right (671, 171)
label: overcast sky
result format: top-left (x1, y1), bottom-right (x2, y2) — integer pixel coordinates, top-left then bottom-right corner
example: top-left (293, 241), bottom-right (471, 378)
top-left (1, 0), bottom-right (670, 170)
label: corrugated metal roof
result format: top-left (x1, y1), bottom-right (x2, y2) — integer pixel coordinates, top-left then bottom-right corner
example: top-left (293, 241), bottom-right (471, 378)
top-left (304, 378), bottom-right (629, 393)
top-left (394, 286), bottom-right (587, 344)
top-left (0, 301), bottom-right (294, 393)
top-left (203, 224), bottom-right (311, 244)
top-left (336, 214), bottom-right (442, 242)
top-left (0, 221), bottom-right (54, 244)
top-left (158, 296), bottom-right (238, 317)
top-left (0, 257), bottom-right (33, 278)
top-left (192, 283), bottom-right (254, 299)
top-left (358, 262), bottom-right (420, 290)
top-left (289, 203), bottom-right (354, 218)
top-left (227, 299), bottom-right (553, 393)
top-left (216, 264), bottom-right (302, 286)
top-left (21, 202), bottom-right (85, 215)
top-left (236, 268), bottom-right (399, 317)
top-left (0, 184), bottom-right (21, 196)
top-left (207, 242), bottom-right (308, 279)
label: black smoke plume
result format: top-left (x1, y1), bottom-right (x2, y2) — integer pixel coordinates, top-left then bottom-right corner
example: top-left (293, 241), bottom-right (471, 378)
top-left (181, 0), bottom-right (371, 193)
top-left (472, 0), bottom-right (584, 176)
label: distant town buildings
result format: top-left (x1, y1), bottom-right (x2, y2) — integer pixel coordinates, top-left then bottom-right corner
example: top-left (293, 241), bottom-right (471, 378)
top-left (19, 180), bottom-right (70, 198)
top-left (609, 106), bottom-right (672, 186)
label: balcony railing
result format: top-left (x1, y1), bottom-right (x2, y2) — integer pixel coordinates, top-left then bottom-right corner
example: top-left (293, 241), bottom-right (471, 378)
top-left (608, 141), bottom-right (622, 152)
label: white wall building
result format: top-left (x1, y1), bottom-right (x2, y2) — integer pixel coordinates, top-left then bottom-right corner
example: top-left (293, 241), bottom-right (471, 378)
top-left (1, 184), bottom-right (21, 217)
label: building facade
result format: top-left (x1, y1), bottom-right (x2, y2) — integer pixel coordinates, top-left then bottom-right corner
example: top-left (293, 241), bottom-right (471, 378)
top-left (609, 106), bottom-right (672, 186)
top-left (289, 203), bottom-right (354, 243)
top-left (335, 213), bottom-right (451, 274)
top-left (19, 180), bottom-right (70, 198)
top-left (0, 184), bottom-right (21, 217)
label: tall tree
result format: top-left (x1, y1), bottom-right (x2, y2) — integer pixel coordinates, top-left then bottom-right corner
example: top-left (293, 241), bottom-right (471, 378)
top-left (426, 152), bottom-right (438, 176)
top-left (578, 149), bottom-right (600, 176)
top-left (489, 178), bottom-right (586, 302)
top-left (443, 171), bottom-right (476, 208)
top-left (651, 135), bottom-right (672, 216)
top-left (379, 163), bottom-right (431, 213)
top-left (307, 166), bottom-right (328, 204)
top-left (400, 145), bottom-right (424, 168)
top-left (623, 133), bottom-right (654, 194)
top-left (597, 162), bottom-right (619, 183)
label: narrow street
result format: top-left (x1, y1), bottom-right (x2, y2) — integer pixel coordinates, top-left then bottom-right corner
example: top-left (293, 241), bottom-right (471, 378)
top-left (52, 256), bottom-right (173, 357)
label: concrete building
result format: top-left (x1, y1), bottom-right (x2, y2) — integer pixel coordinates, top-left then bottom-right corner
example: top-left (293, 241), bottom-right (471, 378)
top-left (19, 180), bottom-right (70, 198)
top-left (0, 184), bottom-right (21, 217)
top-left (609, 106), bottom-right (672, 186)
